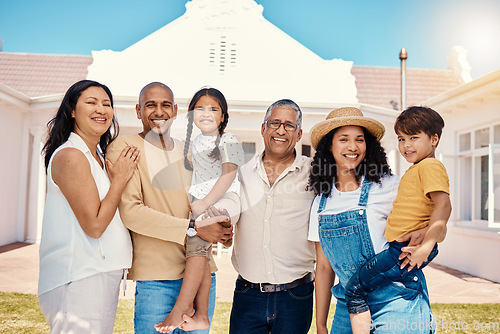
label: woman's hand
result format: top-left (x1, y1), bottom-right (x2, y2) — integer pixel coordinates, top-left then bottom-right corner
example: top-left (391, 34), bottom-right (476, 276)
top-left (106, 145), bottom-right (140, 184)
top-left (316, 325), bottom-right (329, 334)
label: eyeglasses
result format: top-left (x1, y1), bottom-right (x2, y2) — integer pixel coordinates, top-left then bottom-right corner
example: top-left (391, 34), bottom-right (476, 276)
top-left (264, 120), bottom-right (299, 132)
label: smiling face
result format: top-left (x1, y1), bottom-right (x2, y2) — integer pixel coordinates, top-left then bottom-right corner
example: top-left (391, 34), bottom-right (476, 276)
top-left (71, 86), bottom-right (113, 140)
top-left (330, 126), bottom-right (366, 175)
top-left (193, 95), bottom-right (223, 136)
top-left (261, 106), bottom-right (302, 160)
top-left (136, 84), bottom-right (177, 136)
top-left (397, 131), bottom-right (438, 164)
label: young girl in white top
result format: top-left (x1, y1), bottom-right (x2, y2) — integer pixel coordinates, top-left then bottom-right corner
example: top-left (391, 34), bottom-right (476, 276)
top-left (155, 88), bottom-right (244, 333)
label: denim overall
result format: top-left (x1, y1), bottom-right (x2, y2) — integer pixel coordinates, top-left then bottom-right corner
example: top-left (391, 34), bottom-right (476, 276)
top-left (317, 180), bottom-right (434, 333)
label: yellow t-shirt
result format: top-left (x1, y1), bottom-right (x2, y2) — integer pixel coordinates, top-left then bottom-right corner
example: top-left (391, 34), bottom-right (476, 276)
top-left (385, 158), bottom-right (450, 242)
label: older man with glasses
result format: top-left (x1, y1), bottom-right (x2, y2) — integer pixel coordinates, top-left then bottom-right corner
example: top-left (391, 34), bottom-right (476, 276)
top-left (229, 99), bottom-right (316, 334)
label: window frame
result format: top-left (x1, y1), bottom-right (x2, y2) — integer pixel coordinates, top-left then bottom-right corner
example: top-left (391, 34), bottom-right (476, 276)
top-left (457, 122), bottom-right (500, 229)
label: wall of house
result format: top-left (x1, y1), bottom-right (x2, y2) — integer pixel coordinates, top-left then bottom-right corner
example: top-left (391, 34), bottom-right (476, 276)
top-left (24, 104), bottom-right (59, 244)
top-left (432, 95), bottom-right (500, 283)
top-left (0, 104), bottom-right (26, 245)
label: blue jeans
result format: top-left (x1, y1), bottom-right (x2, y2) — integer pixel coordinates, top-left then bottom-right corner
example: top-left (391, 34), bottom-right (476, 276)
top-left (229, 279), bottom-right (314, 334)
top-left (345, 241), bottom-right (439, 314)
top-left (134, 273), bottom-right (216, 334)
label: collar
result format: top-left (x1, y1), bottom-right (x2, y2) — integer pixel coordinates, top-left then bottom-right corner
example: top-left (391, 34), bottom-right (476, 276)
top-left (254, 149), bottom-right (305, 173)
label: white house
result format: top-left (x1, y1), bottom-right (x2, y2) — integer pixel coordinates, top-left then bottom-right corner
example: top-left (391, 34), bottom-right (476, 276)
top-left (424, 69), bottom-right (500, 282)
top-left (1, 0), bottom-right (498, 282)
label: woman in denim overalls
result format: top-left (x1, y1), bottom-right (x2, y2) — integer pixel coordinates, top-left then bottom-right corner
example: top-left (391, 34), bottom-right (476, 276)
top-left (307, 108), bottom-right (434, 334)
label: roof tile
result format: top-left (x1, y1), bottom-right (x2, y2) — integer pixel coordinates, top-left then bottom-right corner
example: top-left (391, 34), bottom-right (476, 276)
top-left (0, 52), bottom-right (92, 97)
top-left (352, 65), bottom-right (461, 110)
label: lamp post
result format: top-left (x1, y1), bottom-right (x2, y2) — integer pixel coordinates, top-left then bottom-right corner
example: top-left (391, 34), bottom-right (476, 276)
top-left (399, 48), bottom-right (407, 111)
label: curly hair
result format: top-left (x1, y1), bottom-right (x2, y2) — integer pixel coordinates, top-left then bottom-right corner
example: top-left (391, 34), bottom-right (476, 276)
top-left (183, 87), bottom-right (229, 170)
top-left (42, 80), bottom-right (118, 172)
top-left (308, 127), bottom-right (392, 197)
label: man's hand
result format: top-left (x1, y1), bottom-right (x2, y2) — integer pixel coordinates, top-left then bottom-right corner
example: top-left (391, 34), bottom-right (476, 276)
top-left (196, 207), bottom-right (233, 243)
top-left (206, 207), bottom-right (231, 228)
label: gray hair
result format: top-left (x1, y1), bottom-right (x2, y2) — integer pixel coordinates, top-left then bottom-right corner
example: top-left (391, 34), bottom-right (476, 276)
top-left (264, 99), bottom-right (302, 129)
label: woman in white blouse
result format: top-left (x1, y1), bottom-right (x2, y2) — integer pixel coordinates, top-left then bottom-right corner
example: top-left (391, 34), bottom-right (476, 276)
top-left (39, 80), bottom-right (139, 333)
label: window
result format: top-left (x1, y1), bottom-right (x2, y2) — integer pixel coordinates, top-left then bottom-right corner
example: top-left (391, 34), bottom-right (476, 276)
top-left (459, 133), bottom-right (471, 151)
top-left (209, 36), bottom-right (236, 72)
top-left (458, 123), bottom-right (500, 228)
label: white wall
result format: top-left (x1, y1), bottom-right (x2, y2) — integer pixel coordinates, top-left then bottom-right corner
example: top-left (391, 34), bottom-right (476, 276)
top-left (430, 86), bottom-right (500, 283)
top-left (0, 103), bottom-right (26, 245)
top-left (434, 226), bottom-right (500, 282)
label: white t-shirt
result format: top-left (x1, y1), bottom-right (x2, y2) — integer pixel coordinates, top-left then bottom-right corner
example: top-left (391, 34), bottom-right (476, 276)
top-left (189, 132), bottom-right (245, 199)
top-left (308, 174), bottom-right (400, 254)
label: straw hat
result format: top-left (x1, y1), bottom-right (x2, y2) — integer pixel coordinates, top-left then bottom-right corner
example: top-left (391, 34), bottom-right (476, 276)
top-left (310, 107), bottom-right (385, 149)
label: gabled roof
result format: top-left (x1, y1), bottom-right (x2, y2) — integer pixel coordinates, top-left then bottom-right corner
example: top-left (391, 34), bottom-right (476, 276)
top-left (0, 52), bottom-right (461, 109)
top-left (352, 65), bottom-right (461, 110)
top-left (86, 0), bottom-right (359, 104)
top-left (0, 52), bottom-right (92, 97)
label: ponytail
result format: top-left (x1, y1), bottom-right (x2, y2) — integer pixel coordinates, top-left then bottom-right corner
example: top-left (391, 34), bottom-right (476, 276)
top-left (183, 109), bottom-right (194, 170)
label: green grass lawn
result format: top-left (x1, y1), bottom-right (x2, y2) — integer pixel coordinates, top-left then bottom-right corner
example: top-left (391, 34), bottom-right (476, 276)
top-left (1, 292), bottom-right (499, 333)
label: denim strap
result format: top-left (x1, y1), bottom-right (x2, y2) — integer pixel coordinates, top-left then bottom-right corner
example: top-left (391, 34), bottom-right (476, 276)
top-left (318, 192), bottom-right (328, 213)
top-left (357, 178), bottom-right (372, 207)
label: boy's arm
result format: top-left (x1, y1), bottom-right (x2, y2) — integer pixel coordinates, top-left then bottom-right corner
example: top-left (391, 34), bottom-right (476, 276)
top-left (191, 162), bottom-right (237, 218)
top-left (401, 191), bottom-right (451, 270)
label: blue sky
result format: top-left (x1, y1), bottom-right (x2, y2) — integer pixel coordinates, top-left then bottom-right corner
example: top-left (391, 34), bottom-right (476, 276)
top-left (0, 0), bottom-right (499, 79)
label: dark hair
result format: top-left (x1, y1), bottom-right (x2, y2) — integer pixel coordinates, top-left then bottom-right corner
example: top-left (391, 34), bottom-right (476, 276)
top-left (42, 80), bottom-right (118, 171)
top-left (394, 106), bottom-right (444, 144)
top-left (183, 87), bottom-right (229, 170)
top-left (308, 127), bottom-right (392, 196)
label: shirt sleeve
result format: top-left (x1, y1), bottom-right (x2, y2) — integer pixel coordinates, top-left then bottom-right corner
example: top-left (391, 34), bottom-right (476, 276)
top-left (307, 195), bottom-right (321, 242)
top-left (220, 133), bottom-right (245, 166)
top-left (107, 139), bottom-right (188, 246)
top-left (420, 159), bottom-right (450, 196)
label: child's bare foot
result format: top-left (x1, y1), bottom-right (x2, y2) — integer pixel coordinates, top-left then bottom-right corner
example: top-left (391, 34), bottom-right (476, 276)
top-left (180, 313), bottom-right (210, 331)
top-left (154, 305), bottom-right (193, 333)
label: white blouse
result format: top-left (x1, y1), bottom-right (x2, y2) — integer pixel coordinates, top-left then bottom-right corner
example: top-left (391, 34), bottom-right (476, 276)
top-left (38, 132), bottom-right (132, 295)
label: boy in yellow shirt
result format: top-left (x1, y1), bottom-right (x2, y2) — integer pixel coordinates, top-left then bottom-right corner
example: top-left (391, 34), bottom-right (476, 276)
top-left (346, 106), bottom-right (452, 333)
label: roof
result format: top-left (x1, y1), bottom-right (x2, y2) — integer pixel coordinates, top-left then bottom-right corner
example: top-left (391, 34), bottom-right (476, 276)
top-left (0, 52), bottom-right (92, 97)
top-left (352, 65), bottom-right (461, 110)
top-left (0, 52), bottom-right (461, 109)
